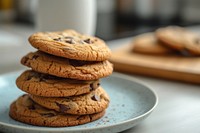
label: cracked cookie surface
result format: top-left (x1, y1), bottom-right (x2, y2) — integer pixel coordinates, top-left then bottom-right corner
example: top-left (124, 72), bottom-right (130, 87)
top-left (21, 51), bottom-right (113, 80)
top-left (30, 87), bottom-right (110, 115)
top-left (9, 94), bottom-right (105, 127)
top-left (16, 70), bottom-right (100, 97)
top-left (28, 29), bottom-right (111, 61)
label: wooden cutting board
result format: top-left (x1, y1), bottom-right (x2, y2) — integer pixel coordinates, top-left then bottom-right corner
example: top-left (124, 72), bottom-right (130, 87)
top-left (110, 44), bottom-right (200, 84)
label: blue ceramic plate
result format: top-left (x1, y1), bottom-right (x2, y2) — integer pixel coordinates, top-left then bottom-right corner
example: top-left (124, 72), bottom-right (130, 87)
top-left (0, 71), bottom-right (158, 133)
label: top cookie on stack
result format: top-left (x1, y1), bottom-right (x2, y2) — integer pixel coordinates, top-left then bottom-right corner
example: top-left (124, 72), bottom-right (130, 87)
top-left (28, 29), bottom-right (111, 61)
top-left (22, 30), bottom-right (113, 81)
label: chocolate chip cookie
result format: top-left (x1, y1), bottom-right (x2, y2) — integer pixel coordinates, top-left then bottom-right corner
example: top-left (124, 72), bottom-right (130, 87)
top-left (21, 51), bottom-right (113, 80)
top-left (30, 87), bottom-right (110, 115)
top-left (28, 30), bottom-right (111, 61)
top-left (16, 70), bottom-right (100, 97)
top-left (132, 32), bottom-right (173, 54)
top-left (156, 26), bottom-right (200, 55)
top-left (9, 94), bottom-right (105, 127)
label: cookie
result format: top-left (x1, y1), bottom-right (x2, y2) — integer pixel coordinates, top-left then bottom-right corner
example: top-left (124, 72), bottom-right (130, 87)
top-left (28, 29), bottom-right (111, 61)
top-left (132, 33), bottom-right (173, 54)
top-left (30, 87), bottom-right (109, 115)
top-left (21, 51), bottom-right (113, 80)
top-left (9, 94), bottom-right (105, 127)
top-left (156, 26), bottom-right (200, 55)
top-left (181, 33), bottom-right (200, 55)
top-left (16, 70), bottom-right (100, 97)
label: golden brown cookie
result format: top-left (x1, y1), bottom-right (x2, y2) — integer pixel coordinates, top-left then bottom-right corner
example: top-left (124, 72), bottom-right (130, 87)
top-left (28, 30), bottom-right (111, 61)
top-left (9, 94), bottom-right (105, 127)
top-left (132, 33), bottom-right (173, 54)
top-left (21, 51), bottom-right (113, 80)
top-left (156, 26), bottom-right (200, 55)
top-left (182, 34), bottom-right (200, 55)
top-left (16, 70), bottom-right (100, 97)
top-left (30, 87), bottom-right (110, 115)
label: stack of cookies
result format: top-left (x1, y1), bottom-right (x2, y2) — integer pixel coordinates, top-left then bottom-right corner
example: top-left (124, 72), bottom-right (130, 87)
top-left (132, 26), bottom-right (200, 56)
top-left (9, 30), bottom-right (113, 127)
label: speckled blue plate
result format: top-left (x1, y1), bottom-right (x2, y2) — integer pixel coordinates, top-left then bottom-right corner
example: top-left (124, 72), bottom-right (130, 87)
top-left (0, 71), bottom-right (158, 133)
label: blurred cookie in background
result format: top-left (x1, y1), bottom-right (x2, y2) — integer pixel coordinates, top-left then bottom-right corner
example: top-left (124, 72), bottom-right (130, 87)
top-left (132, 33), bottom-right (174, 55)
top-left (156, 26), bottom-right (200, 56)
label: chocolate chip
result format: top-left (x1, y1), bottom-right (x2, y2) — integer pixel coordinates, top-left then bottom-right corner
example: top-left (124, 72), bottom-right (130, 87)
top-left (26, 75), bottom-right (33, 81)
top-left (53, 37), bottom-right (61, 41)
top-left (26, 72), bottom-right (40, 81)
top-left (83, 38), bottom-right (93, 44)
top-left (76, 115), bottom-right (83, 120)
top-left (90, 83), bottom-right (95, 91)
top-left (32, 55), bottom-right (39, 60)
top-left (28, 104), bottom-right (36, 110)
top-left (91, 94), bottom-right (100, 101)
top-left (37, 73), bottom-right (63, 82)
top-left (26, 73), bottom-right (36, 80)
top-left (90, 82), bottom-right (100, 91)
top-left (40, 74), bottom-right (56, 81)
top-left (56, 103), bottom-right (70, 113)
top-left (65, 39), bottom-right (76, 44)
top-left (22, 57), bottom-right (29, 65)
top-left (69, 60), bottom-right (88, 67)
top-left (41, 113), bottom-right (55, 117)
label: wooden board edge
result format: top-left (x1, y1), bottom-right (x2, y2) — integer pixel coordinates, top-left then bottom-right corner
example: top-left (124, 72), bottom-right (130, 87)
top-left (111, 60), bottom-right (200, 84)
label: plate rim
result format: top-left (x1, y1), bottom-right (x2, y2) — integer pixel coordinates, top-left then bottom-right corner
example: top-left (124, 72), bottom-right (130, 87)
top-left (0, 71), bottom-right (158, 132)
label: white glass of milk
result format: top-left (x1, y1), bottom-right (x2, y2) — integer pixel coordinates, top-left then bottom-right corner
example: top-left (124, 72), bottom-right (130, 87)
top-left (36, 0), bottom-right (96, 35)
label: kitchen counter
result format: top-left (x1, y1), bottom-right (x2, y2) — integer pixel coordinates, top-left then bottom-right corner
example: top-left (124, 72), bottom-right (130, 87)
top-left (1, 24), bottom-right (200, 133)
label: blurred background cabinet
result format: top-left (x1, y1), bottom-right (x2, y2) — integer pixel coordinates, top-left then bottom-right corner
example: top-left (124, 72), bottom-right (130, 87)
top-left (0, 0), bottom-right (200, 40)
top-left (96, 0), bottom-right (200, 40)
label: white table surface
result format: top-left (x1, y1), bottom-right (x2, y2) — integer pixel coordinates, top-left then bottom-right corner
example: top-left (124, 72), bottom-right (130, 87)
top-left (1, 24), bottom-right (200, 133)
